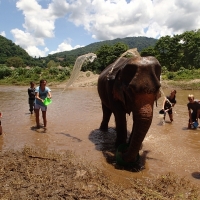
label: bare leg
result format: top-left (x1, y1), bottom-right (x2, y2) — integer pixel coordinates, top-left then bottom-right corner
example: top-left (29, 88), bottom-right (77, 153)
top-left (42, 111), bottom-right (47, 127)
top-left (35, 109), bottom-right (40, 128)
top-left (169, 114), bottom-right (173, 122)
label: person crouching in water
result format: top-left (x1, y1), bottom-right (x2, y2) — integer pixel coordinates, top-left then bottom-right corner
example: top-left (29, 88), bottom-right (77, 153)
top-left (162, 89), bottom-right (177, 122)
top-left (35, 79), bottom-right (52, 129)
top-left (187, 94), bottom-right (200, 129)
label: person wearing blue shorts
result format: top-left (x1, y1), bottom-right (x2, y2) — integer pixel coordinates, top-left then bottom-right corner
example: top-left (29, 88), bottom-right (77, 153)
top-left (35, 79), bottom-right (52, 129)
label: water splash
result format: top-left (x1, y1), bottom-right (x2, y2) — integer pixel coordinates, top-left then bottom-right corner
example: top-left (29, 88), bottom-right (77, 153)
top-left (63, 53), bottom-right (97, 91)
top-left (107, 48), bottom-right (140, 79)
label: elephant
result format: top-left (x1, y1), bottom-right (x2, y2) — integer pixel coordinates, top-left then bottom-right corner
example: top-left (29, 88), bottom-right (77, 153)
top-left (97, 52), bottom-right (161, 165)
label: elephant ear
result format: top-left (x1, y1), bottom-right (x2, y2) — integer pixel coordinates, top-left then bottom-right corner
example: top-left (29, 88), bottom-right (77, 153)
top-left (113, 70), bottom-right (126, 105)
top-left (107, 57), bottom-right (128, 80)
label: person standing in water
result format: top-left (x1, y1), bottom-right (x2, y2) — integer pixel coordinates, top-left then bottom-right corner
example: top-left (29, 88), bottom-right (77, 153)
top-left (35, 79), bottom-right (52, 129)
top-left (187, 94), bottom-right (200, 129)
top-left (162, 89), bottom-right (177, 122)
top-left (28, 81), bottom-right (36, 114)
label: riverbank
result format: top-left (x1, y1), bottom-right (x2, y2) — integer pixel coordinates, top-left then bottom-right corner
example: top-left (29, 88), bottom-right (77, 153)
top-left (0, 147), bottom-right (199, 199)
top-left (52, 71), bottom-right (200, 90)
top-left (1, 70), bottom-right (200, 90)
top-left (161, 79), bottom-right (200, 90)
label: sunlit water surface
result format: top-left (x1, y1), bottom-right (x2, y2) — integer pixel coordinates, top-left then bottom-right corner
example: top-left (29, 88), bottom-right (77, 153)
top-left (0, 86), bottom-right (199, 185)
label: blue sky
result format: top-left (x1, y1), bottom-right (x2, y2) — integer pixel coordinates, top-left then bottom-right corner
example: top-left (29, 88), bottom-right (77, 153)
top-left (0, 0), bottom-right (200, 58)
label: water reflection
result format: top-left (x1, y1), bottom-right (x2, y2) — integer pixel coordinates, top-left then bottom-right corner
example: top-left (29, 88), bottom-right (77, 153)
top-left (0, 86), bottom-right (199, 184)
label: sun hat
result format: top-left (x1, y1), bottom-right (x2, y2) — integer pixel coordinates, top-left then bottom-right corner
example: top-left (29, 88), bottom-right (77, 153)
top-left (43, 97), bottom-right (52, 106)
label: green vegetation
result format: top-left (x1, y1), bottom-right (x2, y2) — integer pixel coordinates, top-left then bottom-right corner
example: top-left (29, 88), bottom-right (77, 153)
top-left (141, 30), bottom-right (200, 71)
top-left (0, 35), bottom-right (157, 69)
top-left (0, 65), bottom-right (71, 85)
top-left (82, 42), bottom-right (129, 73)
top-left (162, 67), bottom-right (200, 81)
top-left (1, 30), bottom-right (200, 85)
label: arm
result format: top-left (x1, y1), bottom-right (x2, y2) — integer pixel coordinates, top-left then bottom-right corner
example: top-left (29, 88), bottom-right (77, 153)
top-left (162, 97), bottom-right (166, 110)
top-left (28, 88), bottom-right (31, 96)
top-left (188, 109), bottom-right (192, 124)
top-left (35, 92), bottom-right (44, 102)
top-left (48, 91), bottom-right (52, 99)
top-left (171, 103), bottom-right (176, 107)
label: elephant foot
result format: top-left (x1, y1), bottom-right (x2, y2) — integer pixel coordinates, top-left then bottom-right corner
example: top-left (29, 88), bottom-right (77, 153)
top-left (99, 127), bottom-right (108, 132)
top-left (116, 143), bottom-right (140, 167)
top-left (99, 124), bottom-right (108, 132)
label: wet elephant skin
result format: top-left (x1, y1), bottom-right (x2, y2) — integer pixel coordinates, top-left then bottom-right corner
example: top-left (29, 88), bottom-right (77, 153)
top-left (97, 56), bottom-right (161, 163)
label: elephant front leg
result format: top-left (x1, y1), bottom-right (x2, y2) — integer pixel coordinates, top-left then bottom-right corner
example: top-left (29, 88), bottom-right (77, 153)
top-left (99, 103), bottom-right (112, 131)
top-left (114, 111), bottom-right (127, 147)
top-left (122, 100), bottom-right (154, 163)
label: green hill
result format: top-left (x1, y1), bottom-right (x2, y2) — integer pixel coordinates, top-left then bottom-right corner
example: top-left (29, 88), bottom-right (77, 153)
top-left (48, 36), bottom-right (157, 62)
top-left (0, 35), bottom-right (34, 65)
top-left (0, 35), bottom-right (157, 67)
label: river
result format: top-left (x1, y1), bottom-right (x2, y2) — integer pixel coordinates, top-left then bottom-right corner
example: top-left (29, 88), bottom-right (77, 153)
top-left (0, 85), bottom-right (199, 185)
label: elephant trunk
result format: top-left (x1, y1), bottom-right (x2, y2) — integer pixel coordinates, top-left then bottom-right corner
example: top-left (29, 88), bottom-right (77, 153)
top-left (122, 94), bottom-right (155, 163)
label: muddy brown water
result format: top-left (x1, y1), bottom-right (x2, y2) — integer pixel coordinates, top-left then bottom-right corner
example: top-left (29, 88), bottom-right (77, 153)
top-left (0, 85), bottom-right (200, 185)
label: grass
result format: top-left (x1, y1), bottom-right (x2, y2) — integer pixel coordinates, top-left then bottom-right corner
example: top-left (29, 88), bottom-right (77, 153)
top-left (161, 79), bottom-right (200, 90)
top-left (0, 147), bottom-right (199, 199)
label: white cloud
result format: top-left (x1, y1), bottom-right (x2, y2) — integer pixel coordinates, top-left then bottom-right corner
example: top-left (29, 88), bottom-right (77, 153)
top-left (16, 0), bottom-right (56, 38)
top-left (71, 0), bottom-right (200, 40)
top-left (10, 28), bottom-right (47, 57)
top-left (26, 46), bottom-right (49, 57)
top-left (49, 40), bottom-right (83, 55)
top-left (0, 31), bottom-right (6, 37)
top-left (10, 0), bottom-right (200, 57)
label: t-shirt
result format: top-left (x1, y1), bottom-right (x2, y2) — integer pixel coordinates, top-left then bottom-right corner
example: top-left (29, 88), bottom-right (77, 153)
top-left (28, 87), bottom-right (35, 100)
top-left (187, 101), bottom-right (200, 114)
top-left (35, 86), bottom-right (51, 106)
top-left (164, 96), bottom-right (176, 110)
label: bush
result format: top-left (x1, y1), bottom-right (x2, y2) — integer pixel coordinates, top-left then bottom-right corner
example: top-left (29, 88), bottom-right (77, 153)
top-left (167, 72), bottom-right (175, 80)
top-left (0, 66), bottom-right (12, 79)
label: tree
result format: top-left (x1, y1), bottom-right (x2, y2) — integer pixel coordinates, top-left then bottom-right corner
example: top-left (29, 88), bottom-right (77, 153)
top-left (47, 60), bottom-right (57, 68)
top-left (95, 42), bottom-right (128, 72)
top-left (6, 57), bottom-right (24, 68)
top-left (141, 29), bottom-right (200, 71)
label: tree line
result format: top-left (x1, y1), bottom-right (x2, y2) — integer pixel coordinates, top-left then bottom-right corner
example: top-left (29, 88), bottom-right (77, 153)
top-left (0, 30), bottom-right (200, 84)
top-left (140, 30), bottom-right (200, 71)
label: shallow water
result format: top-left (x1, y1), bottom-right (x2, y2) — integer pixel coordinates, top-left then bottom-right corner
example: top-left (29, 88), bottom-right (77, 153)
top-left (0, 85), bottom-right (200, 184)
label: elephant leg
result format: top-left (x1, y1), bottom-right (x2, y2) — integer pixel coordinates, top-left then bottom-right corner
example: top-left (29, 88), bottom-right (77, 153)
top-left (99, 103), bottom-right (112, 131)
top-left (114, 111), bottom-right (127, 147)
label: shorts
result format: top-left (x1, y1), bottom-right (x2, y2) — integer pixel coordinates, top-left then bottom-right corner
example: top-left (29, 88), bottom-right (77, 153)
top-left (189, 112), bottom-right (198, 123)
top-left (35, 104), bottom-right (47, 111)
top-left (167, 109), bottom-right (173, 115)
